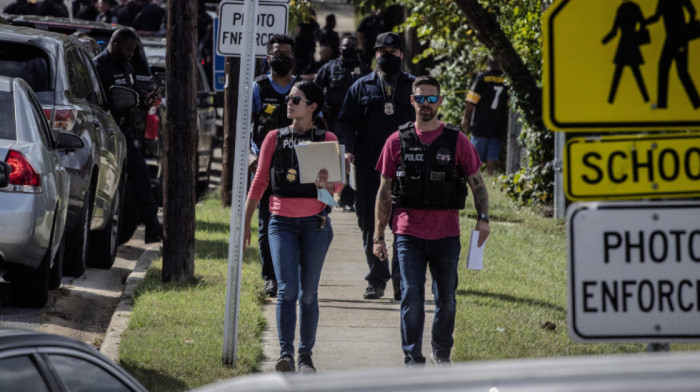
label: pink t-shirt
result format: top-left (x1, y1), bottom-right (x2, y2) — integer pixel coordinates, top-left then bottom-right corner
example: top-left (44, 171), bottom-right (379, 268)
top-left (375, 122), bottom-right (481, 240)
top-left (248, 129), bottom-right (343, 218)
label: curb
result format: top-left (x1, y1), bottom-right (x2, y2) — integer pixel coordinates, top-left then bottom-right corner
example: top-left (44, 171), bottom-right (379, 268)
top-left (100, 243), bottom-right (161, 362)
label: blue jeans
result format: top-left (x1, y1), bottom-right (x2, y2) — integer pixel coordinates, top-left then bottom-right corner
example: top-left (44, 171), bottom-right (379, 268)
top-left (268, 211), bottom-right (333, 357)
top-left (395, 234), bottom-right (460, 364)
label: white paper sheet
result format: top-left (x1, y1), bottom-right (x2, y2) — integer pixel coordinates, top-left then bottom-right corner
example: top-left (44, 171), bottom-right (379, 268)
top-left (467, 230), bottom-right (486, 270)
top-left (294, 141), bottom-right (343, 183)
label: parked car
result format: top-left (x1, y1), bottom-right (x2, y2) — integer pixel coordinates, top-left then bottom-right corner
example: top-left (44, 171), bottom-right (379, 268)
top-left (0, 25), bottom-right (128, 277)
top-left (4, 15), bottom-right (157, 245)
top-left (0, 328), bottom-right (147, 391)
top-left (0, 76), bottom-right (84, 308)
top-left (141, 35), bottom-right (218, 200)
top-left (191, 351), bottom-right (700, 392)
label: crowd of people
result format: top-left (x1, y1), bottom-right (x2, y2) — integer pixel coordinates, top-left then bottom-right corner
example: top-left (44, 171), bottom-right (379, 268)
top-left (243, 4), bottom-right (503, 373)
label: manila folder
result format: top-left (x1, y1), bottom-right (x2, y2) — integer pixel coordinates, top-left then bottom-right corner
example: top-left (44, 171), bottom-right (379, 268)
top-left (294, 141), bottom-right (343, 184)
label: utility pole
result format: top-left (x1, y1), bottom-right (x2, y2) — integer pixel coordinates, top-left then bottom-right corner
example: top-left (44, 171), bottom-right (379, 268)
top-left (162, 0), bottom-right (197, 282)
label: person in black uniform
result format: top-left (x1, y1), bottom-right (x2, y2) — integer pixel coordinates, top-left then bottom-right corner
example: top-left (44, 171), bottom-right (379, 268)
top-left (314, 35), bottom-right (371, 211)
top-left (35, 0), bottom-right (69, 17)
top-left (3, 0), bottom-right (36, 15)
top-left (94, 28), bottom-right (163, 243)
top-left (460, 59), bottom-right (509, 176)
top-left (250, 34), bottom-right (298, 298)
top-left (335, 32), bottom-right (416, 300)
top-left (133, 0), bottom-right (165, 32)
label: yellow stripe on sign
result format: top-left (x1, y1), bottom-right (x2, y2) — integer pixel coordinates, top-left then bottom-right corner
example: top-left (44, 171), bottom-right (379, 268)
top-left (564, 133), bottom-right (700, 201)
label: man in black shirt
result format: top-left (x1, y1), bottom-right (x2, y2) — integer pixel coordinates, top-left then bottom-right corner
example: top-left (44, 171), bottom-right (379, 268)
top-left (94, 28), bottom-right (163, 243)
top-left (460, 59), bottom-right (509, 175)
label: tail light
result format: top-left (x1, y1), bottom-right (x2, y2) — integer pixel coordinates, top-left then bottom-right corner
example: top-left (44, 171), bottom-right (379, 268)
top-left (6, 150), bottom-right (40, 192)
top-left (42, 106), bottom-right (77, 131)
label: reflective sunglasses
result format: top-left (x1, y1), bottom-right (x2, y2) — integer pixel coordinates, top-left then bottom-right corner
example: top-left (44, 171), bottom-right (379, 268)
top-left (413, 95), bottom-right (440, 104)
top-left (285, 95), bottom-right (311, 105)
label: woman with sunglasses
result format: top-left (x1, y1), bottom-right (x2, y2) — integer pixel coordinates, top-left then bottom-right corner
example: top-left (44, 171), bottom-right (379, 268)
top-left (244, 81), bottom-right (342, 373)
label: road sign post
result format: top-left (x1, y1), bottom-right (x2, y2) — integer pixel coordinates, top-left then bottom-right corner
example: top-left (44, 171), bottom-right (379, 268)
top-left (567, 201), bottom-right (700, 342)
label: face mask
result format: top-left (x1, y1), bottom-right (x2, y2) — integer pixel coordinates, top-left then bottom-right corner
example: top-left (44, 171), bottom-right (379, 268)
top-left (340, 47), bottom-right (357, 60)
top-left (270, 55), bottom-right (293, 76)
top-left (376, 52), bottom-right (401, 73)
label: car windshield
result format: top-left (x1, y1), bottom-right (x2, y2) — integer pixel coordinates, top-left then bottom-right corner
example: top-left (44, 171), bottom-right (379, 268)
top-left (0, 92), bottom-right (16, 140)
top-left (0, 43), bottom-right (51, 93)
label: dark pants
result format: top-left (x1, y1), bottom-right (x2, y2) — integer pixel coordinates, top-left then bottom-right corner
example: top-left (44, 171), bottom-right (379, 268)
top-left (355, 173), bottom-right (399, 289)
top-left (126, 140), bottom-right (158, 226)
top-left (258, 187), bottom-right (276, 282)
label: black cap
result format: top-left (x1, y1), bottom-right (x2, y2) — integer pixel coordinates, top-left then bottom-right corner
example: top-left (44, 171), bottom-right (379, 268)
top-left (373, 32), bottom-right (403, 51)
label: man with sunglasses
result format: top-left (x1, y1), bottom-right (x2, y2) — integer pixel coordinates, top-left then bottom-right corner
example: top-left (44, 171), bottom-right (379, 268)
top-left (373, 76), bottom-right (490, 367)
top-left (335, 32), bottom-right (416, 301)
top-left (250, 34), bottom-right (298, 298)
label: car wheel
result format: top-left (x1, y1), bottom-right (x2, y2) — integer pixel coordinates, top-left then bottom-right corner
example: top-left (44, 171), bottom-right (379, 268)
top-left (118, 180), bottom-right (140, 245)
top-left (63, 186), bottom-right (94, 277)
top-left (88, 173), bottom-right (125, 269)
top-left (48, 232), bottom-right (65, 290)
top-left (8, 246), bottom-right (50, 308)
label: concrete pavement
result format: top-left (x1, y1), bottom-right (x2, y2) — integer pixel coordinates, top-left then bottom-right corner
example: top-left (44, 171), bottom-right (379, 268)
top-left (260, 208), bottom-right (434, 372)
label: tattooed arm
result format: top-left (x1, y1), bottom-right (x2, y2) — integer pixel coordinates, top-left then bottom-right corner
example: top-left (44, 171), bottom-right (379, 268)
top-left (468, 170), bottom-right (491, 246)
top-left (373, 174), bottom-right (393, 260)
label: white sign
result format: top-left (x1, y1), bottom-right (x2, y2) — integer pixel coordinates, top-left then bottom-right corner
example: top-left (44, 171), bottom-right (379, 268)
top-left (216, 1), bottom-right (289, 57)
top-left (567, 201), bottom-right (700, 342)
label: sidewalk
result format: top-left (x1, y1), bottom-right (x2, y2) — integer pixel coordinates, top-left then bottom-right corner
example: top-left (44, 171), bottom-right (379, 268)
top-left (259, 208), bottom-right (434, 371)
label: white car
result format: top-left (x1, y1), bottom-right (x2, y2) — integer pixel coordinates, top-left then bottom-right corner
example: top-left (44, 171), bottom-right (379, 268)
top-left (0, 76), bottom-right (84, 308)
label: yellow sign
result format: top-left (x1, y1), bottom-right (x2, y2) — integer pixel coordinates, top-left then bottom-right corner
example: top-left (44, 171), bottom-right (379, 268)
top-left (565, 133), bottom-right (700, 200)
top-left (543, 0), bottom-right (700, 131)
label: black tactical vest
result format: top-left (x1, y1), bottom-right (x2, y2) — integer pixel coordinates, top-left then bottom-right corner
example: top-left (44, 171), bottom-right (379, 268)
top-left (270, 127), bottom-right (327, 198)
top-left (392, 122), bottom-right (468, 209)
top-left (252, 75), bottom-right (294, 148)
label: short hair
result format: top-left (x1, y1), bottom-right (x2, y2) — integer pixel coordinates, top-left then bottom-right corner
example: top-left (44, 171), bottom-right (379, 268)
top-left (412, 75), bottom-right (440, 95)
top-left (109, 28), bottom-right (138, 47)
top-left (266, 34), bottom-right (295, 54)
top-left (293, 80), bottom-right (324, 118)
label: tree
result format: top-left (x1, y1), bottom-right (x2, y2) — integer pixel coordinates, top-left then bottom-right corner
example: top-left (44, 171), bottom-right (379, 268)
top-left (163, 0), bottom-right (197, 282)
top-left (398, 0), bottom-right (555, 205)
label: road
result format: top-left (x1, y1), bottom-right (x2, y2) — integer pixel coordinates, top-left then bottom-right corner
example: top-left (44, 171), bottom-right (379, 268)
top-left (0, 230), bottom-right (153, 349)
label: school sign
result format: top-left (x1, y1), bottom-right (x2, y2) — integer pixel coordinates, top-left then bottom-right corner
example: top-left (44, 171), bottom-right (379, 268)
top-left (543, 0), bottom-right (700, 131)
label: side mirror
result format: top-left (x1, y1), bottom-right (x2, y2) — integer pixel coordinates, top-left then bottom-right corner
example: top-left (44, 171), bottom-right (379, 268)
top-left (55, 132), bottom-right (85, 152)
top-left (109, 86), bottom-right (140, 110)
top-left (0, 161), bottom-right (9, 188)
top-left (197, 91), bottom-right (215, 108)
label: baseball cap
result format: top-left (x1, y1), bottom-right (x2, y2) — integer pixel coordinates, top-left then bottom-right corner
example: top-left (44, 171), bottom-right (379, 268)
top-left (373, 32), bottom-right (404, 51)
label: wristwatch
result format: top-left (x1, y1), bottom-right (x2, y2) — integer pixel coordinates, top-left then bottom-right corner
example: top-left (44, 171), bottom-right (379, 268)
top-left (477, 213), bottom-right (489, 223)
top-left (372, 237), bottom-right (384, 244)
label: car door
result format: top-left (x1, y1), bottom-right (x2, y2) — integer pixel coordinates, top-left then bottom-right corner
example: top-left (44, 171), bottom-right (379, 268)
top-left (64, 45), bottom-right (119, 230)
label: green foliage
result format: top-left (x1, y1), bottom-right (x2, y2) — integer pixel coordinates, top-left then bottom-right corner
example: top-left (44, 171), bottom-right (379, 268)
top-left (394, 0), bottom-right (556, 206)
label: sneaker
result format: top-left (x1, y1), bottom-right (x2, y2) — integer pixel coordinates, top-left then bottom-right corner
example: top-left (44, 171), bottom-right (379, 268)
top-left (144, 221), bottom-right (163, 244)
top-left (264, 279), bottom-right (277, 297)
top-left (297, 354), bottom-right (316, 373)
top-left (275, 354), bottom-right (295, 372)
top-left (342, 205), bottom-right (355, 213)
top-left (363, 284), bottom-right (384, 299)
top-left (430, 353), bottom-right (452, 367)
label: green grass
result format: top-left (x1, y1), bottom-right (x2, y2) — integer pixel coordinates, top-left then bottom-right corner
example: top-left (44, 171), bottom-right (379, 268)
top-left (117, 193), bottom-right (266, 391)
top-left (117, 183), bottom-right (699, 390)
top-left (454, 177), bottom-right (700, 361)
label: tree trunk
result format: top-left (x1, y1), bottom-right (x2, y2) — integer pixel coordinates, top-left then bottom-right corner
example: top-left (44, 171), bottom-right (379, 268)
top-left (453, 0), bottom-right (544, 131)
top-left (162, 0), bottom-right (197, 282)
top-left (221, 57), bottom-right (240, 207)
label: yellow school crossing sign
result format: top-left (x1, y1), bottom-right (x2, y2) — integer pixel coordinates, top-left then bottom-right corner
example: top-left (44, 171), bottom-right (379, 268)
top-left (543, 0), bottom-right (700, 131)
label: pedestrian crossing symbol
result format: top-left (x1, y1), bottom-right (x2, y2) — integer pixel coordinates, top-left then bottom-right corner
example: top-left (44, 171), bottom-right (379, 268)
top-left (543, 0), bottom-right (700, 131)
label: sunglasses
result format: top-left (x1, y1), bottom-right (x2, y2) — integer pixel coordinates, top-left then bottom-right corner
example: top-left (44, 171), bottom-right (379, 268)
top-left (285, 95), bottom-right (312, 105)
top-left (413, 95), bottom-right (440, 104)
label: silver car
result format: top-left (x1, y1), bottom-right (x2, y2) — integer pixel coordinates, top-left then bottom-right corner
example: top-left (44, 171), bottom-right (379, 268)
top-left (0, 76), bottom-right (85, 308)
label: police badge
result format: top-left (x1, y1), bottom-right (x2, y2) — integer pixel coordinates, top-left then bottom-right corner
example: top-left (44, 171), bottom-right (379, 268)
top-left (286, 168), bottom-right (297, 182)
top-left (384, 102), bottom-right (395, 115)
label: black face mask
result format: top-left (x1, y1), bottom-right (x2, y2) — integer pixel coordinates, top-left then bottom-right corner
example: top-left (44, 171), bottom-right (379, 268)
top-left (269, 55), bottom-right (293, 76)
top-left (340, 47), bottom-right (357, 60)
top-left (376, 52), bottom-right (401, 73)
